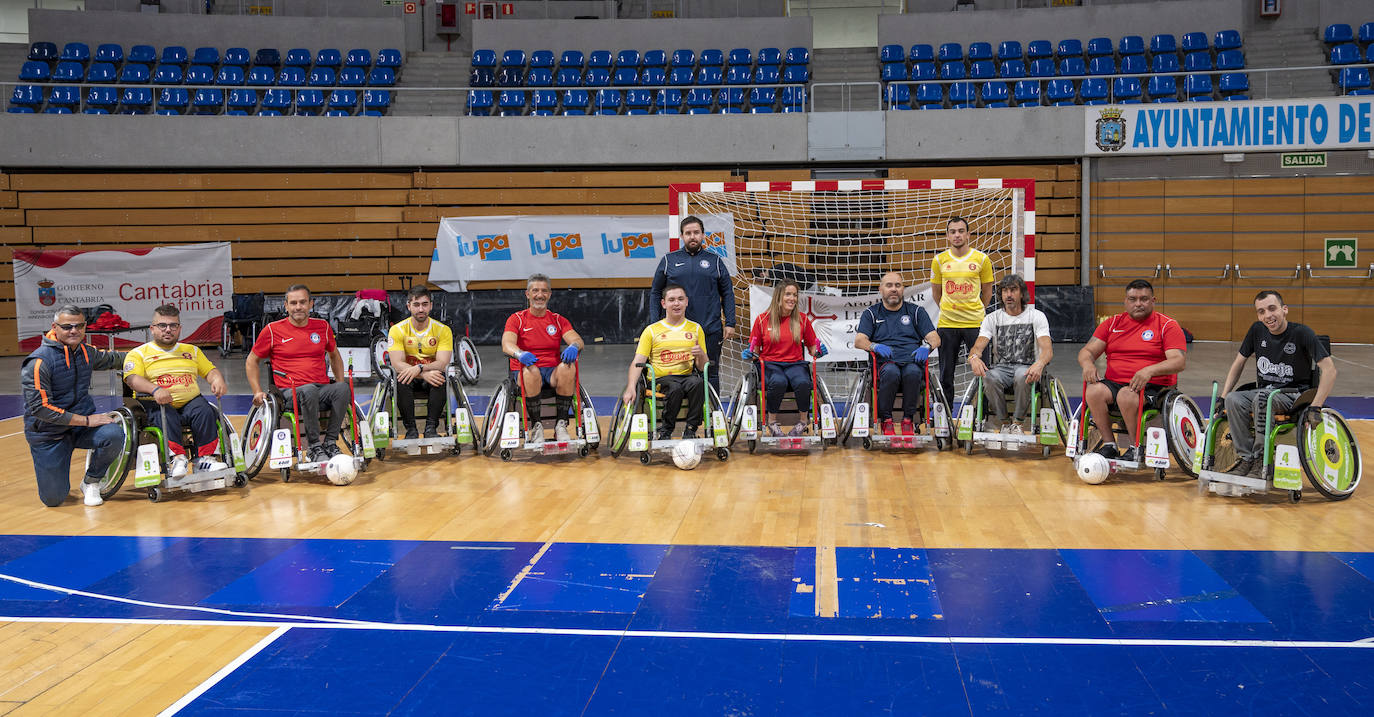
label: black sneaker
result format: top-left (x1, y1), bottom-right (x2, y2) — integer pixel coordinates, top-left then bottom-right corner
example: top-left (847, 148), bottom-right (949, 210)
top-left (681, 426), bottom-right (699, 440)
top-left (1094, 443), bottom-right (1120, 460)
top-left (423, 426), bottom-right (440, 439)
top-left (322, 442), bottom-right (342, 459)
top-left (655, 427), bottom-right (674, 441)
top-left (404, 427), bottom-right (419, 440)
top-left (1119, 445), bottom-right (1141, 463)
top-left (306, 444), bottom-right (329, 463)
top-left (1231, 458), bottom-right (1253, 476)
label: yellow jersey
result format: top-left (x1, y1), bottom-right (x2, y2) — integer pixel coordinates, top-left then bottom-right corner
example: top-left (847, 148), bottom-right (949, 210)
top-left (932, 248), bottom-right (995, 328)
top-left (635, 319), bottom-right (707, 377)
top-left (124, 342), bottom-right (217, 408)
top-left (386, 318), bottom-right (454, 366)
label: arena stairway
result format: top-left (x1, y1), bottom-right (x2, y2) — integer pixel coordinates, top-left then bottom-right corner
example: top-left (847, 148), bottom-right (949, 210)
top-left (1244, 25), bottom-right (1333, 99)
top-left (392, 50), bottom-right (468, 116)
top-left (0, 42), bottom-right (30, 88)
top-left (811, 46), bottom-right (878, 111)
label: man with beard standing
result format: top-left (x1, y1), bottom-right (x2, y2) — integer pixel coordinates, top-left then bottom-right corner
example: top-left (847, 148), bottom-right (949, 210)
top-left (651, 215), bottom-right (735, 392)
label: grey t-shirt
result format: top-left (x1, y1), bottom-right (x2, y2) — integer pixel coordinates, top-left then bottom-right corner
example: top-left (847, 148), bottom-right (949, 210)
top-left (978, 307), bottom-right (1050, 366)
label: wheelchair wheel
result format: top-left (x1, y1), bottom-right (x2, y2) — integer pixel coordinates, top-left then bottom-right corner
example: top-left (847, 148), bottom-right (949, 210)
top-left (1297, 407), bottom-right (1362, 500)
top-left (837, 367), bottom-right (870, 447)
top-left (1162, 391), bottom-right (1205, 477)
top-left (576, 383), bottom-right (598, 450)
top-left (240, 396), bottom-right (280, 479)
top-left (481, 379), bottom-right (515, 457)
top-left (1050, 378), bottom-right (1074, 444)
top-left (456, 336), bottom-right (482, 385)
top-left (928, 373), bottom-right (952, 450)
top-left (96, 407), bottom-right (138, 499)
top-left (816, 374), bottom-right (836, 448)
top-left (1204, 415), bottom-right (1239, 474)
top-left (454, 377), bottom-right (485, 451)
top-left (340, 400), bottom-right (371, 467)
top-left (608, 396), bottom-right (634, 457)
top-left (370, 334), bottom-right (391, 382)
top-left (723, 370), bottom-right (757, 448)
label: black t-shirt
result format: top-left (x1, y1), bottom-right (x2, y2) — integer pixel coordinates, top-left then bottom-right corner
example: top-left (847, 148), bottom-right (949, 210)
top-left (1238, 321), bottom-right (1328, 390)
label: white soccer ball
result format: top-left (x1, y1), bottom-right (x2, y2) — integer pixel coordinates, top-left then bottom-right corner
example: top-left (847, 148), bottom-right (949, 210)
top-left (671, 440), bottom-right (702, 470)
top-left (1076, 453), bottom-right (1111, 485)
top-left (325, 454), bottom-right (358, 485)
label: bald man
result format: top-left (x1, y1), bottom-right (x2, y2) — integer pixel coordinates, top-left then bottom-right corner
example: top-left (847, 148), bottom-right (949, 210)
top-left (854, 272), bottom-right (941, 436)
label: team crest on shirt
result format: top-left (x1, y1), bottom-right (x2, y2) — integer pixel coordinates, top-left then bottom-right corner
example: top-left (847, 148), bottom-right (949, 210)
top-left (899, 315), bottom-right (911, 325)
top-left (123, 361), bottom-right (135, 372)
top-left (310, 332), bottom-right (321, 344)
top-left (699, 259), bottom-right (710, 268)
top-left (1283, 342), bottom-right (1296, 354)
top-left (428, 337), bottom-right (438, 347)
top-left (182, 352), bottom-right (193, 360)
top-left (685, 332), bottom-right (695, 340)
top-left (1142, 330), bottom-right (1155, 341)
top-left (546, 325), bottom-right (557, 336)
top-left (969, 263), bottom-right (978, 271)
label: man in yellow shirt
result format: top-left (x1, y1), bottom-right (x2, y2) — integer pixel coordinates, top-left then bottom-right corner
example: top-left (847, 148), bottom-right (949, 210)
top-left (123, 304), bottom-right (229, 478)
top-left (931, 216), bottom-right (995, 407)
top-left (386, 286), bottom-right (453, 440)
top-left (623, 284), bottom-right (709, 440)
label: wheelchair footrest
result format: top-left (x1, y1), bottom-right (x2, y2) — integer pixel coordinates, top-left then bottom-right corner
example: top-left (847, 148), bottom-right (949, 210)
top-left (515, 439), bottom-right (586, 456)
top-left (392, 437), bottom-right (456, 455)
top-left (1199, 468), bottom-right (1269, 492)
top-left (869, 434), bottom-right (936, 449)
top-left (759, 435), bottom-right (821, 451)
top-left (648, 437), bottom-right (716, 453)
top-left (971, 430), bottom-right (1040, 449)
top-left (164, 467), bottom-right (239, 493)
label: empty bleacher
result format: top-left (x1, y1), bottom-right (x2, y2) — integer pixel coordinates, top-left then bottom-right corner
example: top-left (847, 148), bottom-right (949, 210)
top-left (1324, 22), bottom-right (1374, 96)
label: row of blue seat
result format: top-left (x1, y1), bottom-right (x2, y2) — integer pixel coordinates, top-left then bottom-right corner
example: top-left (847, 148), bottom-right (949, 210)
top-left (17, 62), bottom-right (396, 88)
top-left (882, 51), bottom-right (1245, 83)
top-left (27, 42), bottom-right (402, 72)
top-left (1325, 25), bottom-right (1374, 97)
top-left (885, 74), bottom-right (1249, 109)
top-left (475, 64), bottom-right (811, 89)
top-left (467, 87), bottom-right (808, 116)
top-left (1323, 23), bottom-right (1374, 45)
top-left (9, 106), bottom-right (387, 117)
top-left (1329, 44), bottom-right (1374, 66)
top-left (9, 87), bottom-right (392, 115)
top-left (473, 48), bottom-right (809, 71)
top-left (879, 31), bottom-right (1242, 67)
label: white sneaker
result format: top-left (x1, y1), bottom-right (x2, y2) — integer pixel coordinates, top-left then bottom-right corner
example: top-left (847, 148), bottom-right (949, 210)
top-left (169, 455), bottom-right (189, 478)
top-left (82, 482), bottom-right (103, 507)
top-left (553, 419), bottom-right (572, 442)
top-left (195, 456), bottom-right (229, 472)
top-left (1007, 423), bottom-right (1025, 435)
top-left (526, 421), bottom-right (544, 444)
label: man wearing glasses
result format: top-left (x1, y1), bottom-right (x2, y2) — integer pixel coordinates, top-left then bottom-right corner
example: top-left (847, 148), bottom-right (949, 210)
top-left (123, 304), bottom-right (230, 479)
top-left (21, 304), bottom-right (127, 507)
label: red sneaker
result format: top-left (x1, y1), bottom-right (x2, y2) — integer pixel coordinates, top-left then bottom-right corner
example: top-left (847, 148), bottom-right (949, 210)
top-left (900, 418), bottom-right (915, 436)
top-left (881, 419), bottom-right (896, 436)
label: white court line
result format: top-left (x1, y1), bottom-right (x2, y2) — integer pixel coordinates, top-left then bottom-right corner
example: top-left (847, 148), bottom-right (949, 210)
top-left (156, 625), bottom-right (291, 717)
top-left (0, 431), bottom-right (22, 439)
top-left (1332, 354), bottom-right (1374, 372)
top-left (2, 615), bottom-right (1373, 650)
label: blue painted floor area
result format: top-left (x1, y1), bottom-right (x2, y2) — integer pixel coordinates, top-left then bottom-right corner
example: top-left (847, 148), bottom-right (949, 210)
top-left (3, 536), bottom-right (1374, 714)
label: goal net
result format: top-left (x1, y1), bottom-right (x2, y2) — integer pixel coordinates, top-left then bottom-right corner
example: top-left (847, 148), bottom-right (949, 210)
top-left (668, 178), bottom-right (1035, 407)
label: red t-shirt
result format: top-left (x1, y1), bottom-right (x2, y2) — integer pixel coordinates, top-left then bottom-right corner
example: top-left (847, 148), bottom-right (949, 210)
top-left (250, 318), bottom-right (336, 389)
top-left (749, 312), bottom-right (819, 362)
top-left (504, 309), bottom-right (572, 370)
top-left (1092, 311), bottom-right (1186, 387)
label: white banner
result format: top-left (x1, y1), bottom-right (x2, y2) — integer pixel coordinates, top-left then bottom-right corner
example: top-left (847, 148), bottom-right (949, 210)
top-left (1086, 97), bottom-right (1374, 155)
top-left (13, 243), bottom-right (233, 352)
top-left (428, 214), bottom-right (736, 291)
top-left (746, 283), bottom-right (938, 363)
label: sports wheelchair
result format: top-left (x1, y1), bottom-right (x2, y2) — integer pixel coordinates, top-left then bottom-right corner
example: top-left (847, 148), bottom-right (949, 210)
top-left (608, 362), bottom-right (730, 465)
top-left (367, 362), bottom-right (482, 458)
top-left (1068, 380), bottom-right (1204, 481)
top-left (239, 364), bottom-right (373, 482)
top-left (481, 361), bottom-right (600, 461)
top-left (370, 326), bottom-right (481, 387)
top-left (724, 355), bottom-right (838, 453)
top-left (1195, 376), bottom-right (1361, 502)
top-left (955, 363), bottom-right (1074, 457)
top-left (837, 353), bottom-right (952, 451)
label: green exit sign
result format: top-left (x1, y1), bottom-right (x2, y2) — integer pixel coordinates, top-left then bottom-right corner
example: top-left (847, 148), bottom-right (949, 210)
top-left (1325, 238), bottom-right (1358, 268)
top-left (1282, 152), bottom-right (1326, 168)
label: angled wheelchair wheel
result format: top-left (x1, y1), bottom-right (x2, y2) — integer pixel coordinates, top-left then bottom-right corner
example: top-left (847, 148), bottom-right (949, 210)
top-left (1204, 415), bottom-right (1239, 474)
top-left (240, 395), bottom-right (280, 479)
top-left (450, 376), bottom-right (485, 451)
top-left (1050, 378), bottom-right (1074, 445)
top-left (1298, 407), bottom-right (1362, 500)
top-left (705, 380), bottom-right (727, 439)
top-left (576, 383), bottom-right (599, 450)
top-left (928, 372), bottom-right (953, 450)
top-left (339, 400), bottom-right (371, 467)
top-left (95, 407), bottom-right (138, 499)
top-left (837, 366), bottom-right (870, 447)
top-left (370, 334), bottom-right (391, 383)
top-left (456, 336), bottom-right (482, 385)
top-left (723, 369), bottom-right (757, 448)
top-left (481, 379), bottom-right (515, 457)
top-left (815, 374), bottom-right (836, 447)
top-left (1161, 391), bottom-right (1204, 477)
top-left (608, 391), bottom-right (642, 458)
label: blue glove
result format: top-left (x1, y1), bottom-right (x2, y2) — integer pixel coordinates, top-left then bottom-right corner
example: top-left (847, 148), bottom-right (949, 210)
top-left (913, 346), bottom-right (930, 363)
top-left (814, 344), bottom-right (828, 358)
top-left (518, 351), bottom-right (538, 367)
top-left (871, 343), bottom-right (892, 360)
top-left (741, 347), bottom-right (755, 361)
top-left (560, 345), bottom-right (579, 363)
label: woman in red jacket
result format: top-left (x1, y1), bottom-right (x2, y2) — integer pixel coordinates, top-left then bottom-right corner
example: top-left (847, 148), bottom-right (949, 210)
top-left (743, 280), bottom-right (827, 436)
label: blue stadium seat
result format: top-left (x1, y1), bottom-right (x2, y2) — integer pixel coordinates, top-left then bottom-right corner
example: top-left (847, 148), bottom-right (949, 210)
top-left (911, 62), bottom-right (937, 80)
top-left (1216, 50), bottom-right (1245, 70)
top-left (1188, 94), bottom-right (1215, 102)
top-left (587, 51), bottom-right (614, 69)
top-left (368, 67), bottom-right (396, 86)
top-left (529, 89), bottom-right (557, 113)
top-left (1338, 68), bottom-right (1372, 94)
top-left (1088, 56), bottom-right (1115, 75)
top-left (1331, 44), bottom-right (1361, 65)
top-left (756, 48), bottom-right (781, 67)
top-left (60, 42), bottom-right (90, 64)
top-left (880, 44), bottom-right (905, 64)
top-left (1151, 54), bottom-right (1179, 73)
top-left (668, 67), bottom-right (693, 85)
top-left (909, 44), bottom-right (934, 62)
top-left (1147, 75), bottom-right (1177, 100)
top-left (328, 88), bottom-right (358, 112)
top-left (1181, 32), bottom-right (1209, 53)
top-left (363, 89), bottom-right (391, 112)
top-left (157, 87), bottom-right (189, 112)
top-left (1367, 46), bottom-right (1374, 63)
top-left (915, 83), bottom-right (943, 108)
top-left (277, 66), bottom-right (306, 86)
top-left (749, 86), bottom-right (777, 110)
top-left (527, 50), bottom-right (554, 69)
top-left (997, 41), bottom-right (1022, 61)
top-left (253, 48), bottom-right (281, 68)
top-left (686, 87), bottom-right (714, 111)
top-left (501, 50), bottom-right (526, 69)
top-left (981, 81), bottom-right (1009, 107)
top-left (10, 84), bottom-right (43, 108)
top-left (1045, 78), bottom-right (1076, 105)
top-left (1324, 24), bottom-right (1353, 44)
top-left (969, 61), bottom-right (996, 80)
top-left (216, 66), bottom-right (246, 86)
top-left (552, 51), bottom-right (581, 73)
top-left (7, 106), bottom-right (36, 113)
top-left (323, 110), bottom-right (351, 117)
top-left (939, 62), bottom-right (966, 80)
top-left (95, 44), bottom-right (123, 64)
top-left (260, 89), bottom-right (292, 112)
top-left (886, 83), bottom-right (911, 110)
top-left (1079, 78), bottom-right (1108, 104)
top-left (717, 87), bottom-right (745, 111)
top-left (938, 43), bottom-right (963, 62)
top-left (1112, 76), bottom-right (1142, 102)
top-left (184, 64), bottom-right (214, 85)
top-left (285, 48), bottom-right (312, 67)
top-left (19, 61), bottom-right (50, 82)
top-left (227, 88), bottom-right (258, 112)
top-left (696, 66), bottom-right (722, 84)
top-left (1184, 51), bottom-right (1213, 71)
top-left (753, 65), bottom-right (780, 84)
top-left (780, 86), bottom-right (806, 112)
top-left (1086, 37), bottom-right (1113, 58)
top-left (1150, 34), bottom-right (1177, 56)
top-left (640, 67), bottom-right (665, 86)
top-left (968, 42), bottom-right (993, 61)
top-left (294, 89), bottom-right (324, 114)
top-left (614, 67), bottom-right (639, 86)
top-left (498, 66), bottom-right (524, 87)
top-left (1028, 59), bottom-right (1055, 77)
top-left (1219, 72), bottom-right (1249, 95)
top-left (556, 68), bottom-right (583, 87)
top-left (1215, 29), bottom-right (1242, 51)
top-left (83, 108), bottom-right (109, 115)
top-left (643, 50), bottom-right (668, 68)
top-left (1121, 55), bottom-right (1147, 75)
top-left (162, 46), bottom-right (189, 66)
top-left (376, 49), bottom-right (402, 69)
top-left (1119, 35), bottom-right (1146, 56)
top-left (119, 63), bottom-right (150, 84)
top-left (670, 49), bottom-right (694, 68)
top-left (656, 88), bottom-right (683, 113)
top-left (308, 67), bottom-right (336, 86)
top-left (192, 47), bottom-right (219, 66)
top-left (1057, 39), bottom-right (1083, 59)
top-left (785, 47), bottom-right (810, 65)
top-left (154, 64), bottom-right (183, 84)
top-left (87, 62), bottom-right (116, 85)
top-left (498, 89), bottom-right (526, 116)
top-left (526, 68), bottom-right (553, 86)
top-left (338, 67), bottom-right (366, 87)
top-left (471, 49), bottom-right (497, 69)
top-left (471, 65), bottom-right (495, 87)
top-left (881, 63), bottom-right (908, 82)
top-left (223, 47), bottom-right (251, 67)
top-left (727, 48), bottom-right (751, 66)
top-left (1022, 40), bottom-right (1050, 61)
top-left (192, 87), bottom-right (224, 113)
top-left (28, 42), bottom-right (57, 64)
top-left (53, 61), bottom-right (85, 82)
top-left (998, 60), bottom-right (1026, 79)
top-left (584, 68), bottom-right (611, 87)
top-left (699, 49), bottom-right (724, 67)
top-left (48, 85), bottom-right (79, 109)
top-left (614, 50), bottom-right (640, 69)
top-left (625, 88), bottom-right (653, 114)
top-left (315, 49), bottom-right (342, 69)
top-left (345, 49), bottom-right (372, 68)
top-left (1058, 57), bottom-right (1086, 76)
top-left (726, 66), bottom-right (751, 85)
top-left (749, 105), bottom-right (774, 114)
top-left (119, 87), bottom-right (153, 113)
top-left (466, 89), bottom-right (494, 116)
top-left (257, 109), bottom-right (283, 116)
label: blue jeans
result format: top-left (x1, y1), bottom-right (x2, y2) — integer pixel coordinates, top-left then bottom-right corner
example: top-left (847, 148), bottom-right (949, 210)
top-left (763, 361), bottom-right (812, 414)
top-left (26, 422), bottom-right (125, 507)
top-left (877, 360), bottom-right (925, 421)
